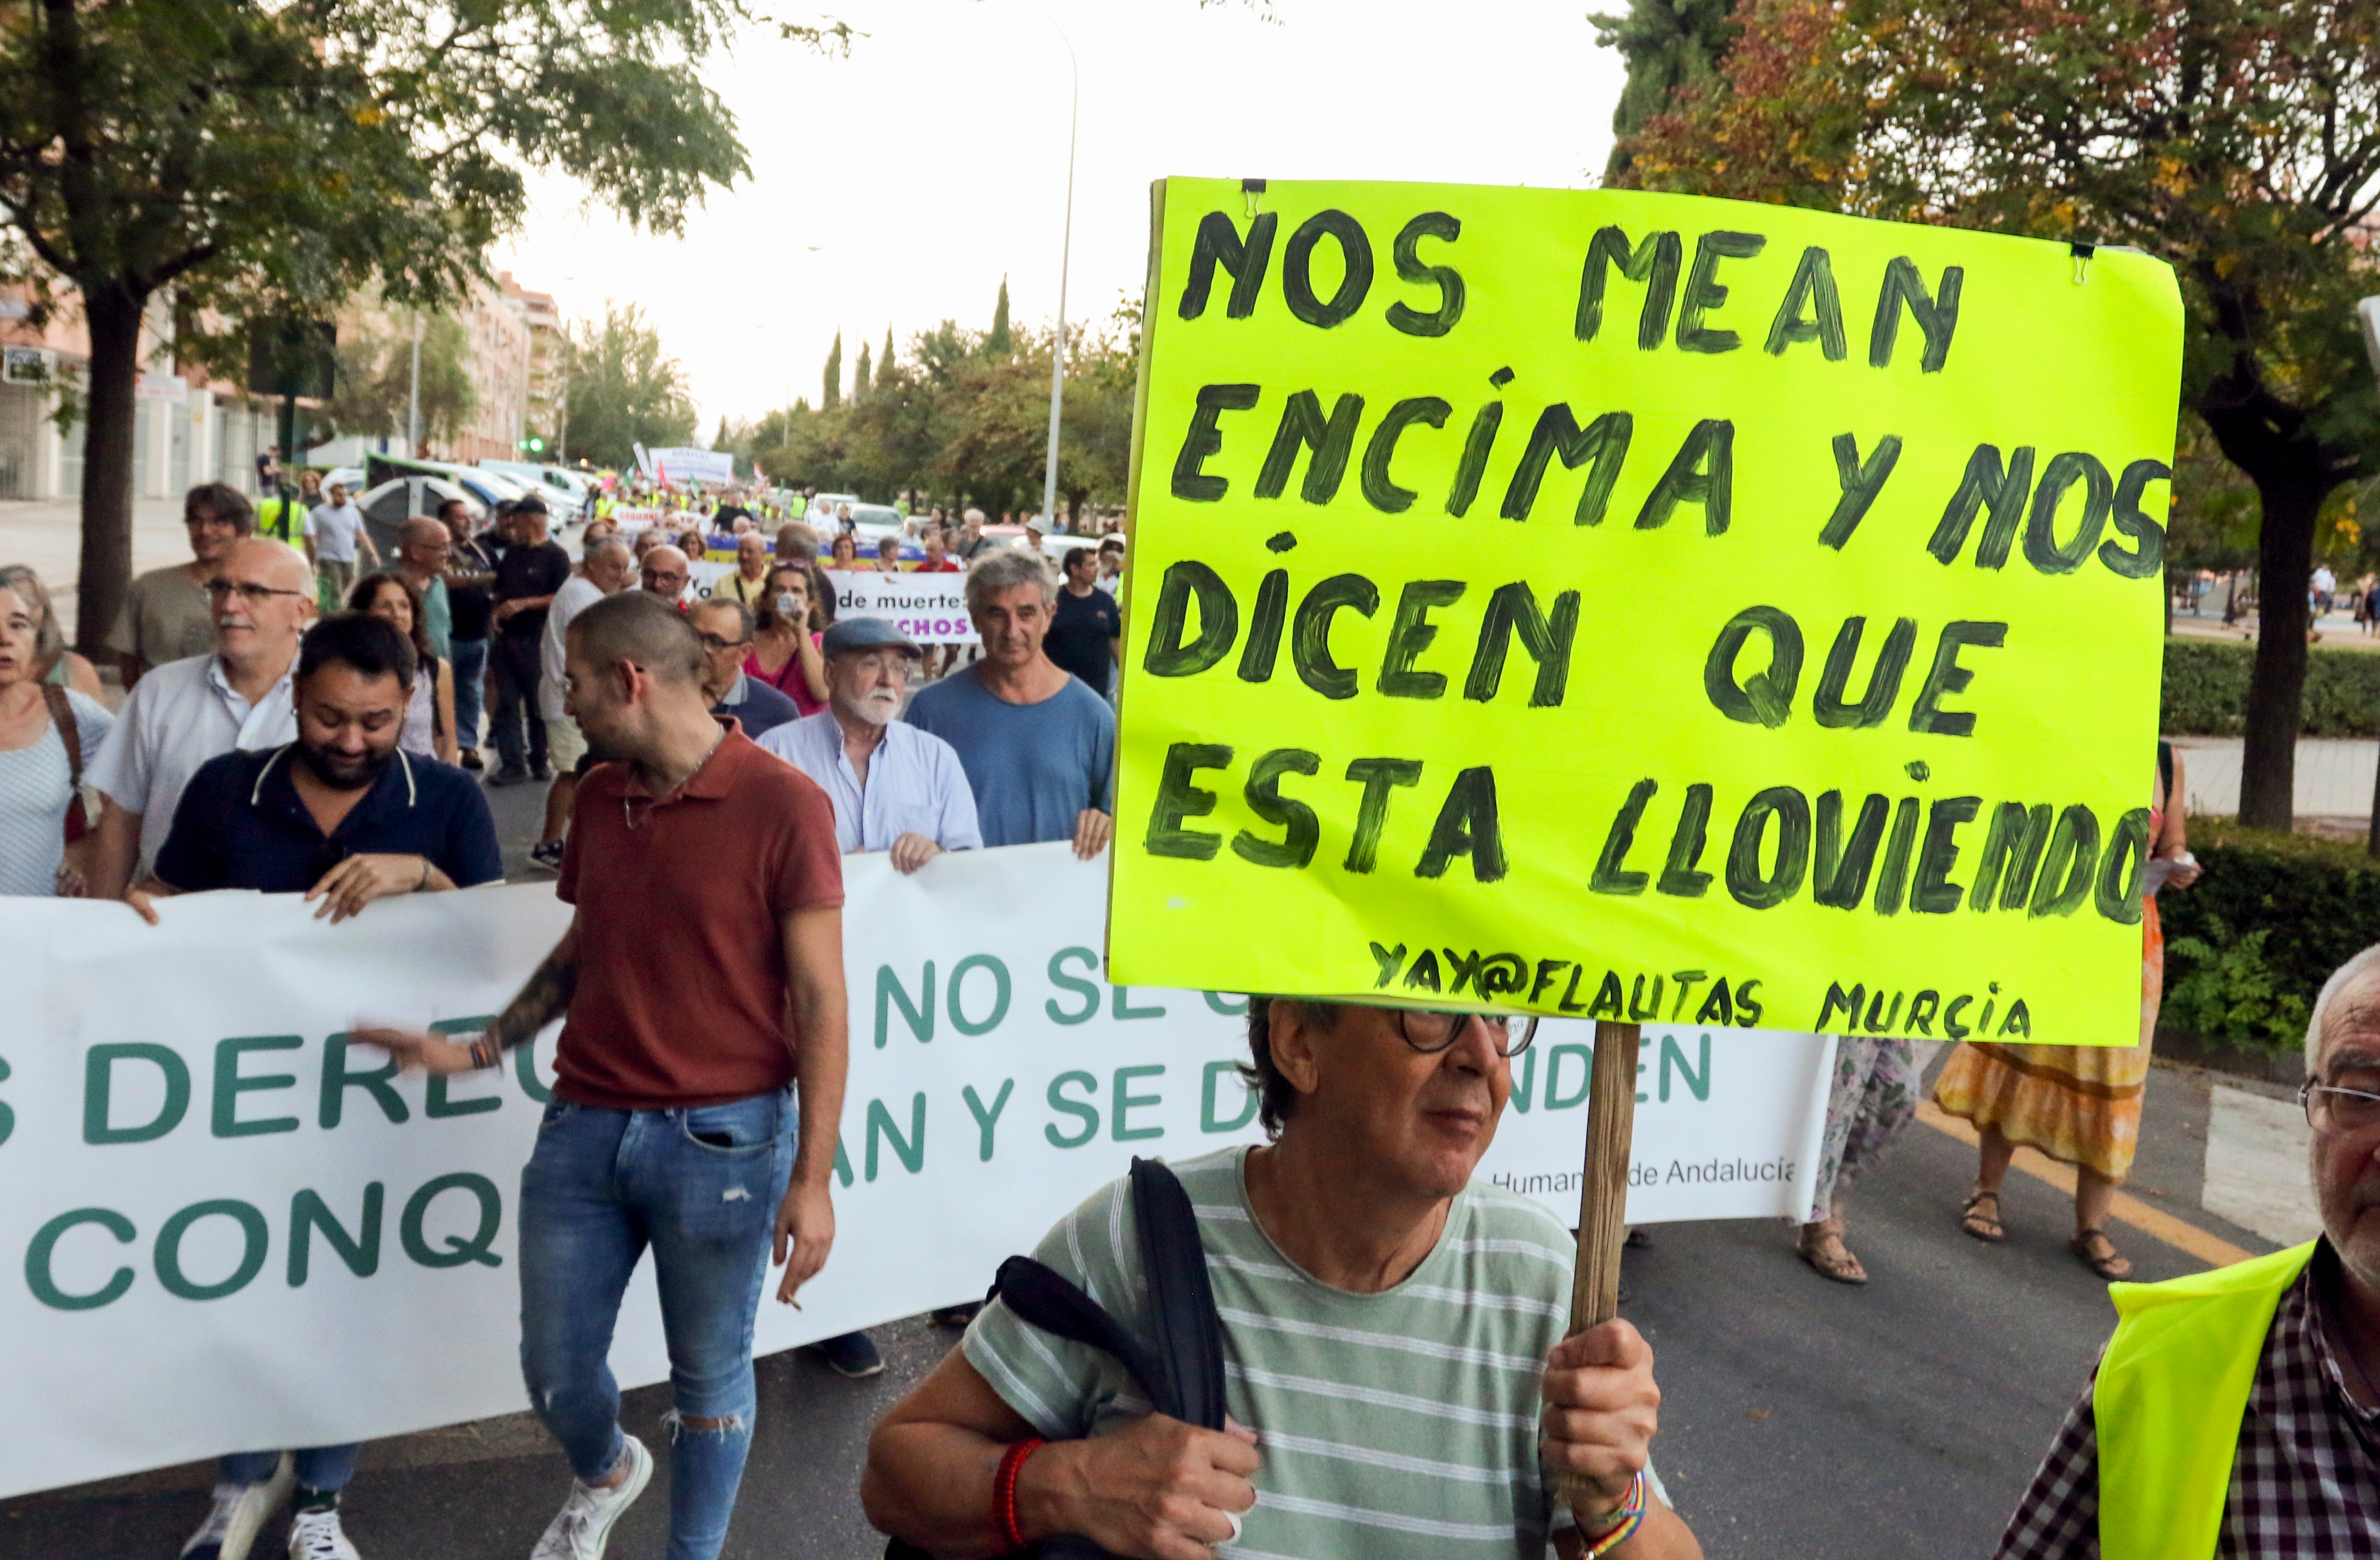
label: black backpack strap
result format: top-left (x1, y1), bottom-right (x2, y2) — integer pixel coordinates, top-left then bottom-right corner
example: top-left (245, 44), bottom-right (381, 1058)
top-left (2157, 740), bottom-right (2174, 807)
top-left (1128, 1158), bottom-right (1228, 1433)
top-left (887, 1160), bottom-right (1229, 1560)
top-left (990, 1254), bottom-right (1180, 1422)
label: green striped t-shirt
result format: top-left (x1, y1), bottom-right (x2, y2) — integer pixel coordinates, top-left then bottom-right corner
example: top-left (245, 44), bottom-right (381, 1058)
top-left (964, 1146), bottom-right (1580, 1558)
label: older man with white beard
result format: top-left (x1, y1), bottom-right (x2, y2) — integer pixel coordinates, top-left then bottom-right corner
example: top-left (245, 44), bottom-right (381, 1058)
top-left (758, 617), bottom-right (979, 876)
top-left (756, 616), bottom-right (980, 1379)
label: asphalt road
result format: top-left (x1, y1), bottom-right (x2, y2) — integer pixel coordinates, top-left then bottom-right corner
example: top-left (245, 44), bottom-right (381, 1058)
top-left (3, 771), bottom-right (2284, 1560)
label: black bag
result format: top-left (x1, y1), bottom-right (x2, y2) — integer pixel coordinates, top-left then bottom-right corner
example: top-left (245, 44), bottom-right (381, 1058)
top-left (885, 1157), bottom-right (1225, 1560)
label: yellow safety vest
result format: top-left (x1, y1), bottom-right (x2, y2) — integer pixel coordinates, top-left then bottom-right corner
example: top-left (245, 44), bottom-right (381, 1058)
top-left (256, 496), bottom-right (308, 546)
top-left (2095, 1241), bottom-right (2318, 1560)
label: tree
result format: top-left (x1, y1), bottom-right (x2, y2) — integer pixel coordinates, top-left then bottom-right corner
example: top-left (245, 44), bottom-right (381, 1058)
top-left (559, 302), bottom-right (698, 469)
top-left (987, 277), bottom-right (1013, 359)
top-left (324, 312), bottom-right (475, 453)
top-left (882, 325), bottom-right (896, 382)
top-left (748, 305), bottom-right (1140, 520)
top-left (1618, 0), bottom-right (2380, 828)
top-left (0, 0), bottom-right (855, 658)
top-left (822, 331), bottom-right (842, 410)
top-left (853, 336), bottom-right (872, 399)
top-left (1591, 0), bottom-right (1743, 181)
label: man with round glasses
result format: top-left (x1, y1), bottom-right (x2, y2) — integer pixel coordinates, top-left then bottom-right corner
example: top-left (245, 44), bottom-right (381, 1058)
top-left (86, 538), bottom-right (314, 899)
top-left (864, 999), bottom-right (1700, 1559)
top-left (1996, 944), bottom-right (2380, 1558)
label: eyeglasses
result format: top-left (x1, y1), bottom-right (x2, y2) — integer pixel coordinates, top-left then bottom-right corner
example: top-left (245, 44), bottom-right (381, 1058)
top-left (204, 579), bottom-right (308, 603)
top-left (2300, 1078), bottom-right (2380, 1136)
top-left (696, 632), bottom-right (751, 654)
top-left (1395, 1009), bottom-right (1540, 1058)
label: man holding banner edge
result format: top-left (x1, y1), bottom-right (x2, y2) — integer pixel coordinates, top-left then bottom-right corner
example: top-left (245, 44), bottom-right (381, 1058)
top-left (1078, 175), bottom-right (2178, 1551)
top-left (863, 999), bottom-right (1699, 1558)
top-left (357, 591), bottom-right (850, 1560)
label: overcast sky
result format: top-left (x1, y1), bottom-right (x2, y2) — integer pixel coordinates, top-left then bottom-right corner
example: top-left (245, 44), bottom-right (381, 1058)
top-left (491, 0), bottom-right (1629, 434)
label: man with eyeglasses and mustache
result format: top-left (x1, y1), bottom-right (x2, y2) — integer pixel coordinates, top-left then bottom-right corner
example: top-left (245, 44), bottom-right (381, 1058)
top-left (85, 537), bottom-right (316, 900)
top-left (1997, 944), bottom-right (2380, 1560)
top-left (865, 1000), bottom-right (1700, 1559)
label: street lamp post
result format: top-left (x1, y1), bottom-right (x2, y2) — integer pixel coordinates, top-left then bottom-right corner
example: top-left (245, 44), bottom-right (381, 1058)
top-left (406, 310), bottom-right (422, 456)
top-left (977, 0), bottom-right (1078, 531)
top-left (1041, 22), bottom-right (1078, 532)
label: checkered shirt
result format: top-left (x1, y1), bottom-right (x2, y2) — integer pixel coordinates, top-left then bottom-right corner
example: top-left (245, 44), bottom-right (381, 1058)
top-left (1996, 1243), bottom-right (2380, 1558)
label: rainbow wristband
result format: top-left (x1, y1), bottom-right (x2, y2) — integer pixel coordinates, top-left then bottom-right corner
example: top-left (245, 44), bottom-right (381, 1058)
top-left (1580, 1470), bottom-right (1647, 1557)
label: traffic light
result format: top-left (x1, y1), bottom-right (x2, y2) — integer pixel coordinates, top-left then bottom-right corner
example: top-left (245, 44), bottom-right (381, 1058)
top-left (528, 436), bottom-right (545, 452)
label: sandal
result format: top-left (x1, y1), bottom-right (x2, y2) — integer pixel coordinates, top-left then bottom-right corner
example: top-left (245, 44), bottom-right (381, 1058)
top-left (2070, 1229), bottom-right (2132, 1282)
top-left (1797, 1220), bottom-right (1869, 1285)
top-left (1960, 1189), bottom-right (2006, 1243)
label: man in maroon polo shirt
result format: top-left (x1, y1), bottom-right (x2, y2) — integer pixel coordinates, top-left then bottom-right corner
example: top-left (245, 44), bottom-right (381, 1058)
top-left (360, 590), bottom-right (848, 1560)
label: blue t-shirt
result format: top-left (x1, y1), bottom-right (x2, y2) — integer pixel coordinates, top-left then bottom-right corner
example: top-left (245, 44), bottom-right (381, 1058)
top-left (155, 745), bottom-right (504, 893)
top-left (903, 668), bottom-right (1115, 848)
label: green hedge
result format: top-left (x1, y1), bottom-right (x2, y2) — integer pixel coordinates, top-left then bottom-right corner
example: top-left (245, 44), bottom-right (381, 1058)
top-left (2162, 638), bottom-right (2380, 736)
top-left (2160, 821), bottom-right (2380, 1050)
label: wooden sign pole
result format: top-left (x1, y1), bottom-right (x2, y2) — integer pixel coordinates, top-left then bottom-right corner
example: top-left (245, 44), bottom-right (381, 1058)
top-left (1557, 1019), bottom-right (1642, 1516)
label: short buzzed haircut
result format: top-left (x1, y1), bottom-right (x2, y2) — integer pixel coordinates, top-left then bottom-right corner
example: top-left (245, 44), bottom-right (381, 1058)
top-left (185, 482), bottom-right (255, 533)
top-left (569, 589), bottom-right (705, 687)
top-left (964, 546), bottom-right (1058, 613)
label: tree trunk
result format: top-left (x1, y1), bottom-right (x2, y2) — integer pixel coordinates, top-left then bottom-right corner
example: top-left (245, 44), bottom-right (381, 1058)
top-left (73, 286), bottom-right (148, 660)
top-left (2236, 474), bottom-right (2327, 829)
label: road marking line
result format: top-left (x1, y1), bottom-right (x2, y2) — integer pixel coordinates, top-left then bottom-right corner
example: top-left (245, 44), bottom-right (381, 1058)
top-left (1916, 1101), bottom-right (2254, 1270)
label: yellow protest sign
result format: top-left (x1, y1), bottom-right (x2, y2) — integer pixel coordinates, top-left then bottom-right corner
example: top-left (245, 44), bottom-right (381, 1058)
top-left (1105, 178), bottom-right (2180, 1047)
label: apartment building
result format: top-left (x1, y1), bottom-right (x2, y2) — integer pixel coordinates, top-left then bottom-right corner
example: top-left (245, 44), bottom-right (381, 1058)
top-left (0, 286), bottom-right (281, 502)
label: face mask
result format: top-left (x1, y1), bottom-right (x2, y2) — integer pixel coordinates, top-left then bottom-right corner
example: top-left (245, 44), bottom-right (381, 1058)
top-left (775, 593), bottom-right (802, 619)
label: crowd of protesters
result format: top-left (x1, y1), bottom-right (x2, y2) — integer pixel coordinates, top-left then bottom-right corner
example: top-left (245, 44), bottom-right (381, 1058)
top-left (6, 470), bottom-right (2361, 1560)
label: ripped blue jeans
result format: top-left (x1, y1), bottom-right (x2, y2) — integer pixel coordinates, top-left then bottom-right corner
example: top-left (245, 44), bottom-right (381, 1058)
top-left (518, 1088), bottom-right (794, 1560)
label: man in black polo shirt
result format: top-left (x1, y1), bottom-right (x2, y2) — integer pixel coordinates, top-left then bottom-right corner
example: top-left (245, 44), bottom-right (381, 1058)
top-left (1044, 544), bottom-right (1120, 696)
top-left (132, 612), bottom-right (502, 924)
top-left (488, 497), bottom-right (573, 786)
top-left (133, 611), bottom-right (499, 1560)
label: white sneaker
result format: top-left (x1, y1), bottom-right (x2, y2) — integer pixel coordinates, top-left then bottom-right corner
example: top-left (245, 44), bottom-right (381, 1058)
top-left (287, 1508), bottom-right (360, 1560)
top-left (179, 1458), bottom-right (293, 1560)
top-left (528, 1436), bottom-right (652, 1560)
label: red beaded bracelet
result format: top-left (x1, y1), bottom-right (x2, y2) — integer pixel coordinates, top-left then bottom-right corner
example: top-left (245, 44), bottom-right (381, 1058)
top-left (992, 1437), bottom-right (1046, 1553)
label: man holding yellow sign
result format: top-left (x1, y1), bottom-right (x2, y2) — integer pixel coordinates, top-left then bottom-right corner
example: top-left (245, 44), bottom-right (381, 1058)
top-left (1108, 177), bottom-right (2177, 1050)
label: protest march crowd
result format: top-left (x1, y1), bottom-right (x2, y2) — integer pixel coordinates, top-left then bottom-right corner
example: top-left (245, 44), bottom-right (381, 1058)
top-left (2, 469), bottom-right (2378, 1560)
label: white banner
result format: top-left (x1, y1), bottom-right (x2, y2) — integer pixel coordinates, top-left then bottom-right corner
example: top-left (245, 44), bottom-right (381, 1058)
top-left (647, 447), bottom-right (736, 485)
top-left (0, 845), bottom-right (1829, 1498)
top-left (822, 569), bottom-right (977, 645)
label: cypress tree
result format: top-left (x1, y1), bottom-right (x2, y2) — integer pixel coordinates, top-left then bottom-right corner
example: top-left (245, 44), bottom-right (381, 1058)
top-left (987, 277), bottom-right (1012, 358)
top-left (822, 331), bottom-right (842, 410)
top-left (854, 338), bottom-right (872, 398)
top-left (1596, 0), bottom-right (1742, 181)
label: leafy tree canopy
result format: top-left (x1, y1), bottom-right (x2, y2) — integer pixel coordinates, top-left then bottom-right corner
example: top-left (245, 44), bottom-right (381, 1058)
top-left (1617, 0), bottom-right (2380, 826)
top-left (0, 0), bottom-right (846, 651)
top-left (561, 301), bottom-right (698, 468)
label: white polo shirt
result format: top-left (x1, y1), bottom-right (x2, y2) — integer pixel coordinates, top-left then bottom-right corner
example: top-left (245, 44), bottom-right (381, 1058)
top-left (539, 573), bottom-right (608, 722)
top-left (88, 651), bottom-right (299, 871)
